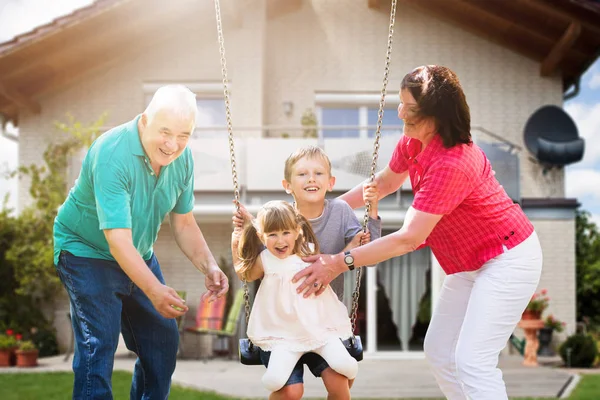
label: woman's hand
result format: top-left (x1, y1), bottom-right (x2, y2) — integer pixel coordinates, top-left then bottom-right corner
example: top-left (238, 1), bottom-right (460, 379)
top-left (294, 253), bottom-right (346, 297)
top-left (363, 181), bottom-right (379, 218)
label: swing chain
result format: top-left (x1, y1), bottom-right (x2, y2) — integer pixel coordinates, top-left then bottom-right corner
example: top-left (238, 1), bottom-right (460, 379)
top-left (214, 0), bottom-right (240, 207)
top-left (352, 0), bottom-right (397, 334)
top-left (215, 0), bottom-right (397, 334)
top-left (214, 0), bottom-right (252, 325)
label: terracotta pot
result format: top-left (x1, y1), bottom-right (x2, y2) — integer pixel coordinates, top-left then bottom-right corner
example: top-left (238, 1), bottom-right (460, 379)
top-left (522, 310), bottom-right (542, 320)
top-left (0, 349), bottom-right (11, 367)
top-left (15, 349), bottom-right (38, 367)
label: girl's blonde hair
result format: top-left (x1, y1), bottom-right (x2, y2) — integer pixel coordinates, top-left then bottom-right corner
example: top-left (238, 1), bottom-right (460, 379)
top-left (236, 201), bottom-right (320, 280)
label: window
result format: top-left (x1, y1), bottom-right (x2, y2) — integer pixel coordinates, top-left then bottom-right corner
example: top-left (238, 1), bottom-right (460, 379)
top-left (367, 107), bottom-right (403, 138)
top-left (195, 99), bottom-right (226, 136)
top-left (321, 108), bottom-right (360, 138)
top-left (144, 83), bottom-right (227, 137)
top-left (316, 93), bottom-right (403, 139)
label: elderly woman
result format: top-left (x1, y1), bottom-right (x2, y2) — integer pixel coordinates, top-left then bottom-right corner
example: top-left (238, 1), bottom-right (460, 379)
top-left (295, 65), bottom-right (543, 400)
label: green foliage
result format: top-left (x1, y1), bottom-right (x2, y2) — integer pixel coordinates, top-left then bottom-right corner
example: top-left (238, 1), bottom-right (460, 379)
top-left (5, 113), bottom-right (106, 300)
top-left (544, 314), bottom-right (565, 333)
top-left (0, 113), bottom-right (106, 357)
top-left (301, 108), bottom-right (318, 138)
top-left (0, 334), bottom-right (18, 349)
top-left (559, 333), bottom-right (598, 368)
top-left (17, 340), bottom-right (36, 351)
top-left (0, 371), bottom-right (235, 400)
top-left (575, 210), bottom-right (600, 326)
top-left (525, 289), bottom-right (549, 313)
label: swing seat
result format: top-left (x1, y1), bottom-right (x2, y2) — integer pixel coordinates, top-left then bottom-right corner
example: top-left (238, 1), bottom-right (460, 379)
top-left (343, 335), bottom-right (363, 362)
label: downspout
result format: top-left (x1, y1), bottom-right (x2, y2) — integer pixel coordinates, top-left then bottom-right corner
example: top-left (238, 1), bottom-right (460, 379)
top-left (563, 77), bottom-right (581, 101)
top-left (0, 114), bottom-right (18, 142)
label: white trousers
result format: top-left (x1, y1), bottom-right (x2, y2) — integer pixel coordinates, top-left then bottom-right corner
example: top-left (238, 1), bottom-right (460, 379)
top-left (424, 232), bottom-right (543, 400)
top-left (262, 338), bottom-right (358, 392)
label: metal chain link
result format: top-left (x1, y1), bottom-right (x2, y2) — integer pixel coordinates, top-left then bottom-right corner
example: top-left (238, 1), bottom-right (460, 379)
top-left (214, 0), bottom-right (240, 207)
top-left (213, 0), bottom-right (252, 326)
top-left (214, 0), bottom-right (397, 334)
top-left (352, 0), bottom-right (397, 334)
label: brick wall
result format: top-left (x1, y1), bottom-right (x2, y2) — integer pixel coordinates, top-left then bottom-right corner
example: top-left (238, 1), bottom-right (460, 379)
top-left (532, 219), bottom-right (577, 338)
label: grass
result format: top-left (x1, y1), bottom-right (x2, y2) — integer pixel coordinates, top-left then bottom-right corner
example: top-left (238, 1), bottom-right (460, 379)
top-left (0, 371), bottom-right (598, 399)
top-left (0, 371), bottom-right (230, 400)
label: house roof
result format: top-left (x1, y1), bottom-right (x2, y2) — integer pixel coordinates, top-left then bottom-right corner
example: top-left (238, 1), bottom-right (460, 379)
top-left (0, 0), bottom-right (130, 58)
top-left (0, 0), bottom-right (599, 124)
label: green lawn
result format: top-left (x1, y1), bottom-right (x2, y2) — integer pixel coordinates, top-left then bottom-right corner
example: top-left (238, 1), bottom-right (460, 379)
top-left (0, 370), bottom-right (598, 399)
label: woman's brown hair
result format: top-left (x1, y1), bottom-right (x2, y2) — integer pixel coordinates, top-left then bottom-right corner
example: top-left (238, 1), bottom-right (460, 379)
top-left (236, 201), bottom-right (319, 281)
top-left (401, 65), bottom-right (472, 148)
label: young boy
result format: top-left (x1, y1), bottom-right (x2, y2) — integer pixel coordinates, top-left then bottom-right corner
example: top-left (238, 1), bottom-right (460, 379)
top-left (232, 145), bottom-right (381, 400)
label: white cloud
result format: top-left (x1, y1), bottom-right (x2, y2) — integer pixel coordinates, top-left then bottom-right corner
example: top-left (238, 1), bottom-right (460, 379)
top-left (566, 168), bottom-right (600, 200)
top-left (0, 0), bottom-right (93, 41)
top-left (564, 102), bottom-right (600, 168)
top-left (589, 71), bottom-right (600, 90)
top-left (0, 136), bottom-right (18, 212)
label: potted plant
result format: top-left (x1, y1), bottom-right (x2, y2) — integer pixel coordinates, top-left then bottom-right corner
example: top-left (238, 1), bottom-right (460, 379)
top-left (0, 333), bottom-right (18, 367)
top-left (538, 314), bottom-right (565, 356)
top-left (522, 289), bottom-right (549, 320)
top-left (15, 340), bottom-right (38, 367)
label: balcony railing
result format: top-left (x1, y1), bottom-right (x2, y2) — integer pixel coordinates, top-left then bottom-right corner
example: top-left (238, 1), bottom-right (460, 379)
top-left (69, 125), bottom-right (521, 201)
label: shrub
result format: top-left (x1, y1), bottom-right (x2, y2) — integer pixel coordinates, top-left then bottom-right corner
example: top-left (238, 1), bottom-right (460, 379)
top-left (559, 333), bottom-right (598, 368)
top-left (18, 340), bottom-right (36, 352)
top-left (0, 334), bottom-right (17, 349)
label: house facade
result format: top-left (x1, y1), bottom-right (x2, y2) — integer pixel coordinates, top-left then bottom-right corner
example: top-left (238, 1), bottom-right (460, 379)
top-left (1, 0), bottom-right (599, 358)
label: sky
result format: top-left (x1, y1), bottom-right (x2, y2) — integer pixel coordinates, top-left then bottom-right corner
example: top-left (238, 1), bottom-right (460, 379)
top-left (0, 0), bottom-right (598, 225)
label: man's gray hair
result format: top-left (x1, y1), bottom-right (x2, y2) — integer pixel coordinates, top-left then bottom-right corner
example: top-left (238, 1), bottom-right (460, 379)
top-left (144, 85), bottom-right (197, 125)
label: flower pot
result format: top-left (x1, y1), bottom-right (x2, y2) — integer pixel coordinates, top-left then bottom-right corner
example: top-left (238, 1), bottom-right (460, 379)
top-left (522, 310), bottom-right (542, 320)
top-left (537, 327), bottom-right (554, 356)
top-left (0, 347), bottom-right (18, 367)
top-left (15, 349), bottom-right (38, 367)
top-left (0, 349), bottom-right (12, 367)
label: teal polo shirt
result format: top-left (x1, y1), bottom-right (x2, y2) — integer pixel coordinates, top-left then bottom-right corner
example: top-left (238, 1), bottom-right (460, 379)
top-left (53, 115), bottom-right (195, 265)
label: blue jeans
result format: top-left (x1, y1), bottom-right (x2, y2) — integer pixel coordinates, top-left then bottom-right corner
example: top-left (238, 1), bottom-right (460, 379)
top-left (56, 251), bottom-right (179, 400)
top-left (259, 349), bottom-right (329, 386)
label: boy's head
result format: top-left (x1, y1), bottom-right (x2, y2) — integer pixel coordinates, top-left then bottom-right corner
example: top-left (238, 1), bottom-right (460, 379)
top-left (282, 145), bottom-right (335, 203)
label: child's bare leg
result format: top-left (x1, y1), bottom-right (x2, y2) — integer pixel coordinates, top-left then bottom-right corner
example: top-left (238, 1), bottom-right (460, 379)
top-left (321, 367), bottom-right (351, 400)
top-left (269, 383), bottom-right (304, 400)
top-left (262, 348), bottom-right (304, 392)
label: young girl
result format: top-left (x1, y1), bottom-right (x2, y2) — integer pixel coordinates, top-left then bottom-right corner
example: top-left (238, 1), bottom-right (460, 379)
top-left (232, 200), bottom-right (358, 393)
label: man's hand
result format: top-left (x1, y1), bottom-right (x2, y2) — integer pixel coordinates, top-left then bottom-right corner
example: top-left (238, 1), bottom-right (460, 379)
top-left (203, 266), bottom-right (229, 303)
top-left (147, 284), bottom-right (189, 319)
top-left (294, 253), bottom-right (345, 297)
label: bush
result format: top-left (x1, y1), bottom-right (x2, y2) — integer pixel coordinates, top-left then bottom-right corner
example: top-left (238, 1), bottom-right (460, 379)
top-left (559, 333), bottom-right (598, 368)
top-left (0, 334), bottom-right (17, 349)
top-left (18, 340), bottom-right (36, 352)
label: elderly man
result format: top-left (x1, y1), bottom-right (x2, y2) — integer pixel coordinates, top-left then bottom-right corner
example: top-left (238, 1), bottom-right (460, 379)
top-left (53, 85), bottom-right (228, 400)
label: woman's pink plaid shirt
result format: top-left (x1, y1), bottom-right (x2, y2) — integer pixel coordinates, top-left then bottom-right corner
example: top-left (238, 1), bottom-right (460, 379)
top-left (389, 134), bottom-right (534, 275)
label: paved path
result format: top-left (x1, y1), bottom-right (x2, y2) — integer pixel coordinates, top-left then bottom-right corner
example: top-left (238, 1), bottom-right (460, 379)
top-left (1, 353), bottom-right (574, 399)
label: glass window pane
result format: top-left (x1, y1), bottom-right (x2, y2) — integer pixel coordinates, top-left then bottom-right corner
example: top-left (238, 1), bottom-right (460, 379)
top-left (367, 108), bottom-right (403, 137)
top-left (321, 108), bottom-right (359, 138)
top-left (196, 99), bottom-right (226, 136)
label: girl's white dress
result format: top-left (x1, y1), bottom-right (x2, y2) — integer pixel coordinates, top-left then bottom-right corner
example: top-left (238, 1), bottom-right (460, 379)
top-left (247, 249), bottom-right (354, 352)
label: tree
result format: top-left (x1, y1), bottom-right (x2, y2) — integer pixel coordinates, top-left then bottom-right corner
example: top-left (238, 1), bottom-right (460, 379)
top-left (575, 209), bottom-right (600, 326)
top-left (5, 113), bottom-right (106, 302)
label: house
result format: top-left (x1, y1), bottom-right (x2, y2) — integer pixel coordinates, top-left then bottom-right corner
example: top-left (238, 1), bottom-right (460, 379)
top-left (1, 0), bottom-right (599, 359)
